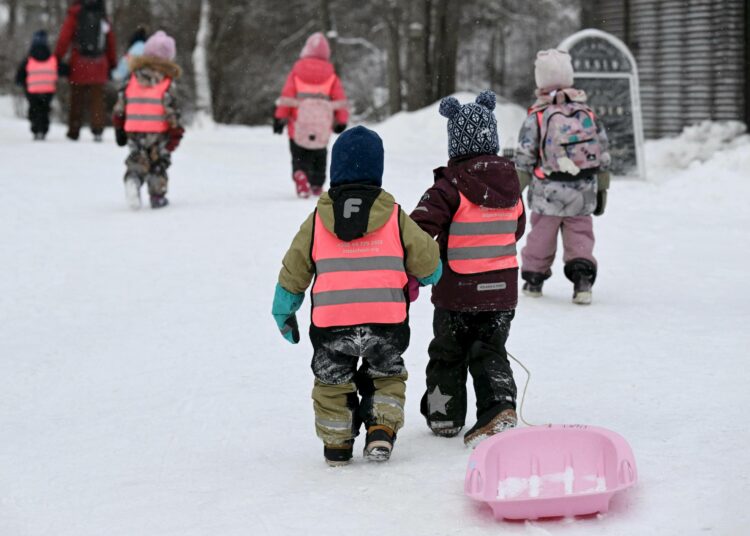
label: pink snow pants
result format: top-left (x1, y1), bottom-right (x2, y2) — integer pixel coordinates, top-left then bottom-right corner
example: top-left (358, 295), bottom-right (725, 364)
top-left (521, 213), bottom-right (596, 274)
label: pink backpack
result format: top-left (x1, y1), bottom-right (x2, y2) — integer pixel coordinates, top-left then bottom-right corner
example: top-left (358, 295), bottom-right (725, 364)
top-left (535, 102), bottom-right (602, 178)
top-left (292, 75), bottom-right (337, 150)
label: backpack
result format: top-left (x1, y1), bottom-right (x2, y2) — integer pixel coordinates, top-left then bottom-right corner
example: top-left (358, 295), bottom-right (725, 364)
top-left (292, 75), bottom-right (336, 150)
top-left (536, 101), bottom-right (602, 178)
top-left (76, 7), bottom-right (105, 58)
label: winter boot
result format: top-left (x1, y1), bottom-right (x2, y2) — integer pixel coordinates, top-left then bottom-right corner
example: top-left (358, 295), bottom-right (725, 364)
top-left (293, 170), bottom-right (311, 199)
top-left (324, 440), bottom-right (354, 467)
top-left (572, 275), bottom-right (594, 305)
top-left (124, 177), bottom-right (142, 210)
top-left (363, 425), bottom-right (395, 462)
top-left (33, 132), bottom-right (45, 141)
top-left (310, 185), bottom-right (324, 196)
top-left (463, 408), bottom-right (517, 448)
top-left (66, 130), bottom-right (79, 141)
top-left (150, 194), bottom-right (169, 209)
top-left (429, 421), bottom-right (463, 438)
top-left (565, 259), bottom-right (596, 306)
top-left (93, 132), bottom-right (103, 143)
top-left (521, 271), bottom-right (547, 297)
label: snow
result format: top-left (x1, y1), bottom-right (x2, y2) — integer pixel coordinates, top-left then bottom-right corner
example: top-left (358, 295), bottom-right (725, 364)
top-left (1, 95), bottom-right (749, 535)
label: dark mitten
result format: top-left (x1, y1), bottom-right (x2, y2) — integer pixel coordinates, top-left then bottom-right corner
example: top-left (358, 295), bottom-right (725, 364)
top-left (333, 122), bottom-right (347, 134)
top-left (166, 126), bottom-right (184, 152)
top-left (112, 112), bottom-right (125, 130)
top-left (115, 128), bottom-right (127, 147)
top-left (280, 314), bottom-right (300, 344)
top-left (594, 189), bottom-right (607, 216)
top-left (273, 118), bottom-right (286, 135)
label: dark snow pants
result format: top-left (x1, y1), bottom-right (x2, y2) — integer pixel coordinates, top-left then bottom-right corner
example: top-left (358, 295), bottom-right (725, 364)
top-left (27, 93), bottom-right (53, 135)
top-left (68, 82), bottom-right (106, 137)
top-left (310, 323), bottom-right (409, 446)
top-left (290, 139), bottom-right (327, 187)
top-left (420, 308), bottom-right (516, 431)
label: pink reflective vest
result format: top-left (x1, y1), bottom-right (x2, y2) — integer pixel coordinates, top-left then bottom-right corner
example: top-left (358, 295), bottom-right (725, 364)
top-left (26, 57), bottom-right (58, 94)
top-left (311, 205), bottom-right (408, 328)
top-left (124, 75), bottom-right (171, 133)
top-left (447, 192), bottom-right (522, 275)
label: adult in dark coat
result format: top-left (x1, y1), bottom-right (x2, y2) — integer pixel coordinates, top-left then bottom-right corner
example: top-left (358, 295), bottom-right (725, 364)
top-left (54, 0), bottom-right (117, 141)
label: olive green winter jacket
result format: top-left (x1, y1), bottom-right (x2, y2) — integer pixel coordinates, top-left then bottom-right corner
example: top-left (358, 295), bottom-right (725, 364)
top-left (279, 189), bottom-right (440, 294)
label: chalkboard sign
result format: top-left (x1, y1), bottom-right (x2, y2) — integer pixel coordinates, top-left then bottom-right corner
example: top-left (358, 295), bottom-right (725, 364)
top-left (559, 29), bottom-right (646, 178)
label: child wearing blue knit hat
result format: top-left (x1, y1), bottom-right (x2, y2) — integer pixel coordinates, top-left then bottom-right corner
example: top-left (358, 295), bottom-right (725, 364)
top-left (272, 126), bottom-right (442, 466)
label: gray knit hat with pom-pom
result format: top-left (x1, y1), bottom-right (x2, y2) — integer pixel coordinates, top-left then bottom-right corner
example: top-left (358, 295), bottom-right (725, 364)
top-left (439, 90), bottom-right (499, 159)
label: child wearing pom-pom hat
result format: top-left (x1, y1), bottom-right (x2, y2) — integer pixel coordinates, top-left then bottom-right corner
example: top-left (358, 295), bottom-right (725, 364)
top-left (410, 91), bottom-right (526, 447)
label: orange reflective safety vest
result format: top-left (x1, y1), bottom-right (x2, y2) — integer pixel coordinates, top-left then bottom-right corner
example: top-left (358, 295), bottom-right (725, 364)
top-left (26, 57), bottom-right (58, 94)
top-left (447, 193), bottom-right (523, 275)
top-left (311, 205), bottom-right (408, 328)
top-left (124, 75), bottom-right (171, 133)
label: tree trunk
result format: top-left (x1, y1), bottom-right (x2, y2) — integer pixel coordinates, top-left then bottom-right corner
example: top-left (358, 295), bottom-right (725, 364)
top-left (407, 0), bottom-right (428, 110)
top-left (384, 3), bottom-right (403, 114)
top-left (319, 0), bottom-right (338, 68)
top-left (433, 0), bottom-right (458, 99)
top-left (7, 0), bottom-right (18, 37)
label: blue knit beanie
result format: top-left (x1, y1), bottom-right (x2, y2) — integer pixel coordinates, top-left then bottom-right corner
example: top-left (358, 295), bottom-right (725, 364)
top-left (330, 126), bottom-right (384, 188)
top-left (31, 30), bottom-right (49, 48)
top-left (439, 90), bottom-right (499, 159)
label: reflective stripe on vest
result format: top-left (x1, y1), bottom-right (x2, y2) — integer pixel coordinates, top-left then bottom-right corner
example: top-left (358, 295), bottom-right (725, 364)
top-left (124, 75), bottom-right (171, 133)
top-left (311, 205), bottom-right (408, 328)
top-left (26, 57), bottom-right (58, 94)
top-left (447, 192), bottom-right (522, 275)
top-left (294, 75), bottom-right (335, 100)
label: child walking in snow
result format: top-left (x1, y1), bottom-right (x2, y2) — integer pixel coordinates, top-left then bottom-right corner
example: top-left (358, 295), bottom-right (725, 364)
top-left (15, 31), bottom-right (68, 140)
top-left (273, 32), bottom-right (349, 198)
top-left (410, 91), bottom-right (525, 447)
top-left (515, 49), bottom-right (611, 304)
top-left (112, 31), bottom-right (184, 210)
top-left (273, 126), bottom-right (441, 466)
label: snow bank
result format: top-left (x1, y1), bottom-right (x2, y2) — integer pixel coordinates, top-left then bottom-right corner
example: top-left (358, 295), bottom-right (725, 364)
top-left (645, 120), bottom-right (750, 182)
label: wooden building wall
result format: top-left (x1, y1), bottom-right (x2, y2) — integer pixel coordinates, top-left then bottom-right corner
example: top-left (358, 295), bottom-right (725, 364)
top-left (585, 0), bottom-right (748, 138)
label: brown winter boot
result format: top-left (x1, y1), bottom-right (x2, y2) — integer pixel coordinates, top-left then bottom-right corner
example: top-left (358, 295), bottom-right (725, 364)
top-left (363, 425), bottom-right (395, 462)
top-left (463, 408), bottom-right (517, 448)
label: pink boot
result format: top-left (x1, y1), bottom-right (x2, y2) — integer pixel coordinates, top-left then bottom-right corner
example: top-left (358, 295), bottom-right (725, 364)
top-left (293, 170), bottom-right (311, 198)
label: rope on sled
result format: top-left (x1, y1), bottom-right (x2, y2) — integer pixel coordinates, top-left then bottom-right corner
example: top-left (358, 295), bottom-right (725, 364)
top-left (507, 351), bottom-right (545, 428)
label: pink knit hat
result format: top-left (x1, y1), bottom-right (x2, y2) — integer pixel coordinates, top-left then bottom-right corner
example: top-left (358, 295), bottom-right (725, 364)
top-left (300, 32), bottom-right (330, 61)
top-left (534, 49), bottom-right (574, 93)
top-left (143, 30), bottom-right (176, 61)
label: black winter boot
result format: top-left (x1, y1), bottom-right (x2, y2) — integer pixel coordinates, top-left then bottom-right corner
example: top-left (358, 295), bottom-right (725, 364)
top-left (564, 259), bottom-right (597, 305)
top-left (150, 195), bottom-right (169, 209)
top-left (521, 271), bottom-right (548, 297)
top-left (324, 440), bottom-right (354, 467)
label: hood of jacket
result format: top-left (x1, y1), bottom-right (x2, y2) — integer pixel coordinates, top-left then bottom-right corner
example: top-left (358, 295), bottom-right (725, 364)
top-left (529, 87), bottom-right (588, 113)
top-left (128, 55), bottom-right (182, 81)
top-left (29, 43), bottom-right (52, 61)
top-left (291, 57), bottom-right (335, 86)
top-left (316, 185), bottom-right (397, 242)
top-left (434, 154), bottom-right (520, 209)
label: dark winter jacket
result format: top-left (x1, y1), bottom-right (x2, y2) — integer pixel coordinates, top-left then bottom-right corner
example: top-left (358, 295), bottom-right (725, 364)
top-left (54, 1), bottom-right (117, 85)
top-left (410, 154), bottom-right (526, 312)
top-left (15, 41), bottom-right (69, 89)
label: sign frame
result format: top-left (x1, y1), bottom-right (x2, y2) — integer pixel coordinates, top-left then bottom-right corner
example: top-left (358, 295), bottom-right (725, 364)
top-left (559, 29), bottom-right (646, 179)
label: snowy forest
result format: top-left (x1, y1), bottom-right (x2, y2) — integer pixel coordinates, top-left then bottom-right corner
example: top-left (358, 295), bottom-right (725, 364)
top-left (0, 0), bottom-right (583, 123)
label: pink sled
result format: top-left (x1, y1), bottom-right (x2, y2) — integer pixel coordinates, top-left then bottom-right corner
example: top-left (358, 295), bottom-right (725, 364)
top-left (465, 425), bottom-right (637, 521)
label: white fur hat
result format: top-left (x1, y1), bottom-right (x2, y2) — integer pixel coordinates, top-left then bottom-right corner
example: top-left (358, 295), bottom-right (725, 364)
top-left (534, 49), bottom-right (574, 93)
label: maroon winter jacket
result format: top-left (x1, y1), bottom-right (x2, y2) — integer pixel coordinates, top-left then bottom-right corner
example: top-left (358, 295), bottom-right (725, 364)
top-left (410, 154), bottom-right (526, 312)
top-left (54, 2), bottom-right (117, 85)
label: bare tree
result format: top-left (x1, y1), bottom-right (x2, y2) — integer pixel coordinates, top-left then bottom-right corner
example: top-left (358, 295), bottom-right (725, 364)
top-left (407, 0), bottom-right (428, 110)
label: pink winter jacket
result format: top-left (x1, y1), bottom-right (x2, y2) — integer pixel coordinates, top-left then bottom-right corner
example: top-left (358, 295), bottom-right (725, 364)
top-left (274, 57), bottom-right (349, 140)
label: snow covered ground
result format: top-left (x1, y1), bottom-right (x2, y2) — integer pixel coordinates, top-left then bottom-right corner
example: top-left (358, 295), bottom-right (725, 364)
top-left (1, 95), bottom-right (749, 535)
